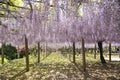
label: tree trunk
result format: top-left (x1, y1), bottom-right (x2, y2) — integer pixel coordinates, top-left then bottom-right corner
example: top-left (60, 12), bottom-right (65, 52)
top-left (38, 42), bottom-right (40, 63)
top-left (1, 42), bottom-right (4, 64)
top-left (73, 42), bottom-right (76, 63)
top-left (25, 35), bottom-right (29, 71)
top-left (94, 44), bottom-right (96, 59)
top-left (82, 38), bottom-right (86, 72)
top-left (98, 41), bottom-right (106, 64)
top-left (109, 42), bottom-right (111, 62)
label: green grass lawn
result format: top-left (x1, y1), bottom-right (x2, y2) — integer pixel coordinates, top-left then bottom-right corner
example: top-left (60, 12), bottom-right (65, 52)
top-left (0, 52), bottom-right (120, 80)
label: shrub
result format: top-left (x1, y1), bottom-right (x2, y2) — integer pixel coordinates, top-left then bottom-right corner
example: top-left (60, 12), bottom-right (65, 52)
top-left (0, 44), bottom-right (17, 60)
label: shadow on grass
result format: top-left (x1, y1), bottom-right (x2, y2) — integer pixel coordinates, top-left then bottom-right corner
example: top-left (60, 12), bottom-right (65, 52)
top-left (0, 74), bottom-right (8, 80)
top-left (73, 62), bottom-right (82, 72)
top-left (73, 62), bottom-right (90, 80)
top-left (10, 69), bottom-right (27, 80)
top-left (41, 53), bottom-right (52, 61)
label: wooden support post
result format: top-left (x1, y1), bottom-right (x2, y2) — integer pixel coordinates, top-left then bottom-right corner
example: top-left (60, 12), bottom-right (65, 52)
top-left (82, 38), bottom-right (86, 72)
top-left (73, 42), bottom-right (76, 63)
top-left (109, 43), bottom-right (111, 62)
top-left (94, 44), bottom-right (96, 59)
top-left (38, 42), bottom-right (40, 63)
top-left (25, 35), bottom-right (29, 71)
top-left (45, 42), bottom-right (47, 57)
top-left (1, 42), bottom-right (4, 65)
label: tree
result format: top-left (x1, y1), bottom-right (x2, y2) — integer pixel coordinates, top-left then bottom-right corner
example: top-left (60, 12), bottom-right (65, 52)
top-left (81, 0), bottom-right (120, 64)
top-left (0, 0), bottom-right (24, 18)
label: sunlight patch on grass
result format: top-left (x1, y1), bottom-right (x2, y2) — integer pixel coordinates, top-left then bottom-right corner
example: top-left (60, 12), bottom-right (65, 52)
top-left (41, 52), bottom-right (71, 64)
top-left (74, 53), bottom-right (101, 64)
